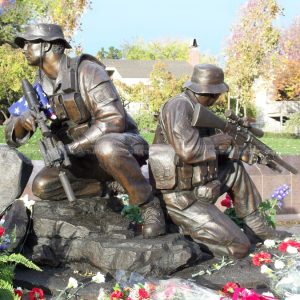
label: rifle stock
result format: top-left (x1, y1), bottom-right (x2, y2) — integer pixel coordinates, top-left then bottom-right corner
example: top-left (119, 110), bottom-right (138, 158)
top-left (191, 103), bottom-right (298, 175)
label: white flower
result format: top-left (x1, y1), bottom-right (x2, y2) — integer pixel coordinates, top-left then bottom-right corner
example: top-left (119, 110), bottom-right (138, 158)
top-left (264, 239), bottom-right (276, 248)
top-left (0, 217), bottom-right (5, 225)
top-left (261, 264), bottom-right (273, 274)
top-left (92, 272), bottom-right (106, 284)
top-left (286, 245), bottom-right (298, 254)
top-left (285, 295), bottom-right (300, 300)
top-left (97, 288), bottom-right (107, 300)
top-left (67, 277), bottom-right (78, 289)
top-left (19, 194), bottom-right (35, 212)
top-left (274, 260), bottom-right (285, 269)
top-left (15, 287), bottom-right (23, 291)
top-left (262, 292), bottom-right (275, 297)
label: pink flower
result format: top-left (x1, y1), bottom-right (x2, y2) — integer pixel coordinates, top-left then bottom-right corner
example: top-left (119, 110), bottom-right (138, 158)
top-left (138, 288), bottom-right (150, 299)
top-left (0, 226), bottom-right (5, 237)
top-left (28, 287), bottom-right (45, 300)
top-left (220, 194), bottom-right (233, 208)
top-left (14, 288), bottom-right (23, 299)
top-left (110, 290), bottom-right (124, 299)
top-left (278, 240), bottom-right (300, 253)
top-left (252, 252), bottom-right (272, 266)
top-left (222, 281), bottom-right (239, 294)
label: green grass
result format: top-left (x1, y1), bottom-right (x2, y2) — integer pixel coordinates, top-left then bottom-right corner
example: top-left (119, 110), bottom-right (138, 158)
top-left (260, 137), bottom-right (300, 155)
top-left (1, 126), bottom-right (300, 160)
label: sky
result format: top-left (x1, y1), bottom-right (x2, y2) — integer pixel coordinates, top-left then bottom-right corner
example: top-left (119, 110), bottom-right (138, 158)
top-left (74, 0), bottom-right (300, 57)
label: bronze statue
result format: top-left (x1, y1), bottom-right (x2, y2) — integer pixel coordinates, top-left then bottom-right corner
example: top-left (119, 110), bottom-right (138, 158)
top-left (5, 23), bottom-right (165, 238)
top-left (149, 64), bottom-right (290, 258)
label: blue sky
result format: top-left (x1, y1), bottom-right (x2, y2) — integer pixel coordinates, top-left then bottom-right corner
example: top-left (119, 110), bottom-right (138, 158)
top-left (74, 0), bottom-right (300, 57)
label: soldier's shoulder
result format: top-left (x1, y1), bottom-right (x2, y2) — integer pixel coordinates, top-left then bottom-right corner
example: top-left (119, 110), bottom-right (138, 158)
top-left (166, 93), bottom-right (193, 108)
top-left (77, 56), bottom-right (110, 88)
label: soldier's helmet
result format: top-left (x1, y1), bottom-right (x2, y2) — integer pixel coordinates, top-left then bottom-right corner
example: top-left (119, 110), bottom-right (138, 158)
top-left (15, 23), bottom-right (72, 49)
top-left (183, 64), bottom-right (229, 94)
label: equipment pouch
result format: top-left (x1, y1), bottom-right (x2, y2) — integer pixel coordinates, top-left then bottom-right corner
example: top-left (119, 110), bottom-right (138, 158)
top-left (149, 144), bottom-right (177, 190)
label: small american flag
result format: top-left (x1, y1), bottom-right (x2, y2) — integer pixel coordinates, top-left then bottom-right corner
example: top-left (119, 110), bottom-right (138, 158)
top-left (8, 83), bottom-right (57, 120)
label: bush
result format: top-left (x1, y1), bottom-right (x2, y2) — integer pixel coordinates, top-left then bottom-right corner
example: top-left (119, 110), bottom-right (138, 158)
top-left (284, 112), bottom-right (300, 136)
top-left (133, 111), bottom-right (157, 133)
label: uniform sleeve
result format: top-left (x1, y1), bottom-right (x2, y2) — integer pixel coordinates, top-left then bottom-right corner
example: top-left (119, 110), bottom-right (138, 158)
top-left (73, 61), bottom-right (126, 146)
top-left (4, 116), bottom-right (32, 148)
top-left (162, 98), bottom-right (216, 164)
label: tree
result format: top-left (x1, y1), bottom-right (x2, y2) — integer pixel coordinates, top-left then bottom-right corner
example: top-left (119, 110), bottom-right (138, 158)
top-left (272, 17), bottom-right (300, 100)
top-left (0, 44), bottom-right (35, 111)
top-left (224, 0), bottom-right (281, 115)
top-left (96, 46), bottom-right (122, 60)
top-left (0, 0), bottom-right (91, 113)
top-left (122, 39), bottom-right (190, 61)
top-left (115, 62), bottom-right (187, 113)
top-left (0, 0), bottom-right (91, 46)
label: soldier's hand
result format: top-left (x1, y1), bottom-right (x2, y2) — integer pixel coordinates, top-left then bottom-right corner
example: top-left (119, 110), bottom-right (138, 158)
top-left (210, 133), bottom-right (233, 151)
top-left (19, 110), bottom-right (37, 132)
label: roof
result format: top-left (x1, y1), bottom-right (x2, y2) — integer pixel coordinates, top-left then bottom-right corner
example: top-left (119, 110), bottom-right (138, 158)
top-left (102, 59), bottom-right (193, 79)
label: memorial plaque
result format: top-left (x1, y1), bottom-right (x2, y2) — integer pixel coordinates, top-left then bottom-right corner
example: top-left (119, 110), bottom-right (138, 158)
top-left (0, 144), bottom-right (33, 212)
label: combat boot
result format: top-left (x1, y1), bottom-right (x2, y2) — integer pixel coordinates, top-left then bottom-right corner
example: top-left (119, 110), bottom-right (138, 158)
top-left (243, 211), bottom-right (291, 241)
top-left (140, 197), bottom-right (166, 238)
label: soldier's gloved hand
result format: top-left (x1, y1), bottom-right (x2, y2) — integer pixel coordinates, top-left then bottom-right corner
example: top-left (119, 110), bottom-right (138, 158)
top-left (19, 110), bottom-right (37, 132)
top-left (210, 133), bottom-right (233, 152)
top-left (65, 140), bottom-right (86, 157)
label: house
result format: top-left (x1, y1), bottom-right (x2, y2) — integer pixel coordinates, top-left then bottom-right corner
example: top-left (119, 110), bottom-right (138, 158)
top-left (102, 59), bottom-right (194, 86)
top-left (102, 39), bottom-right (199, 86)
top-left (102, 39), bottom-right (199, 114)
top-left (253, 78), bottom-right (300, 133)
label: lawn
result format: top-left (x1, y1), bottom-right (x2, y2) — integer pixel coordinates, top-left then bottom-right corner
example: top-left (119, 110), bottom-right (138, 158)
top-left (1, 126), bottom-right (300, 160)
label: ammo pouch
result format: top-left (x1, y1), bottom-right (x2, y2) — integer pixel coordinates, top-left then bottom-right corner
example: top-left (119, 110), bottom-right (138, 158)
top-left (149, 144), bottom-right (177, 190)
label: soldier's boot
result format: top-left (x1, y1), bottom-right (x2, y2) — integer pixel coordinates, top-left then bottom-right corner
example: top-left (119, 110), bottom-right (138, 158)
top-left (140, 197), bottom-right (166, 238)
top-left (243, 211), bottom-right (291, 241)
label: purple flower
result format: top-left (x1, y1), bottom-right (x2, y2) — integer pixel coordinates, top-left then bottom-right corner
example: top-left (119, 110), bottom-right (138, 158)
top-left (271, 185), bottom-right (290, 207)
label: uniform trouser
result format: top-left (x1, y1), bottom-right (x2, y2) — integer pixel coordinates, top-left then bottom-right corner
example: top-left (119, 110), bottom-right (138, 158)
top-left (32, 132), bottom-right (152, 206)
top-left (162, 159), bottom-right (262, 258)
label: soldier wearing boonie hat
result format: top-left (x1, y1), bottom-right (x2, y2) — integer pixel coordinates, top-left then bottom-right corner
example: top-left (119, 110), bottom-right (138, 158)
top-left (149, 63), bottom-right (290, 258)
top-left (5, 23), bottom-right (166, 239)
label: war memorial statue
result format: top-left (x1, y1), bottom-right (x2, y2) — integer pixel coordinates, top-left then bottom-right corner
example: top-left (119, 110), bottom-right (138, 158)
top-left (1, 23), bottom-right (297, 279)
top-left (4, 23), bottom-right (165, 239)
top-left (149, 64), bottom-right (296, 258)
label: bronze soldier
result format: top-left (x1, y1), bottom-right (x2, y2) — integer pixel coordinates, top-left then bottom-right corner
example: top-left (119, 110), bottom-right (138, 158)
top-left (5, 23), bottom-right (165, 238)
top-left (150, 64), bottom-right (289, 257)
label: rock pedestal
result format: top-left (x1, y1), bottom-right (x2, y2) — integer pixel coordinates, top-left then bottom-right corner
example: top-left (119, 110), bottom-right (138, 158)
top-left (0, 144), bottom-right (32, 213)
top-left (26, 198), bottom-right (202, 277)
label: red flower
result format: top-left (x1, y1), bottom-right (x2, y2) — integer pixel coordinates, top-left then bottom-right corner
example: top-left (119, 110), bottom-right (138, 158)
top-left (14, 288), bottom-right (23, 298)
top-left (252, 252), bottom-right (272, 266)
top-left (28, 287), bottom-right (44, 300)
top-left (222, 282), bottom-right (239, 294)
top-left (110, 290), bottom-right (124, 299)
top-left (138, 288), bottom-right (150, 299)
top-left (278, 240), bottom-right (300, 253)
top-left (220, 194), bottom-right (233, 208)
top-left (0, 226), bottom-right (5, 237)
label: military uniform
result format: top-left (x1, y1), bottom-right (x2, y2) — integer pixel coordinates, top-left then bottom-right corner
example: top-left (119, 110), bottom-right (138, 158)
top-left (150, 64), bottom-right (289, 257)
top-left (5, 23), bottom-right (165, 238)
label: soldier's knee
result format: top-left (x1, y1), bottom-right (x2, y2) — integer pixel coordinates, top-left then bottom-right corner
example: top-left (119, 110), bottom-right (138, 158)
top-left (32, 174), bottom-right (49, 199)
top-left (95, 137), bottom-right (115, 160)
top-left (32, 168), bottom-right (60, 199)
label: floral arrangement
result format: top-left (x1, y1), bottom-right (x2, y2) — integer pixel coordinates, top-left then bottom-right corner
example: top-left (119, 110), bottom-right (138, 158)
top-left (221, 185), bottom-right (290, 228)
top-left (219, 237), bottom-right (300, 299)
top-left (0, 224), bottom-right (42, 299)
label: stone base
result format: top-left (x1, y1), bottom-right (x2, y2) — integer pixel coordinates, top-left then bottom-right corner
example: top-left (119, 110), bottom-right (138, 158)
top-left (24, 198), bottom-right (202, 278)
